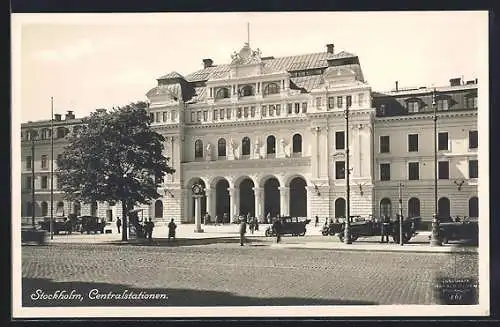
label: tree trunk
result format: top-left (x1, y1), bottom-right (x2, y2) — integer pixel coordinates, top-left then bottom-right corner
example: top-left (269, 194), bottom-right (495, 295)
top-left (121, 201), bottom-right (128, 241)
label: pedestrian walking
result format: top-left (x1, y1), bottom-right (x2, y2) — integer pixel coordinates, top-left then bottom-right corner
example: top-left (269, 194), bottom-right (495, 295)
top-left (266, 212), bottom-right (271, 224)
top-left (315, 215), bottom-right (319, 227)
top-left (223, 213), bottom-right (228, 225)
top-left (239, 217), bottom-right (247, 246)
top-left (381, 215), bottom-right (390, 243)
top-left (249, 216), bottom-right (255, 235)
top-left (272, 218), bottom-right (282, 243)
top-left (116, 217), bottom-right (121, 234)
top-left (168, 218), bottom-right (177, 241)
top-left (144, 218), bottom-right (154, 243)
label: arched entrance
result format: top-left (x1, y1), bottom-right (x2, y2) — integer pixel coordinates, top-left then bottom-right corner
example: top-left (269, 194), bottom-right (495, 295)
top-left (380, 198), bottom-right (392, 219)
top-left (73, 201), bottom-right (81, 216)
top-left (438, 197), bottom-right (450, 219)
top-left (190, 178), bottom-right (207, 223)
top-left (215, 179), bottom-right (230, 223)
top-left (154, 200), bottom-right (163, 218)
top-left (239, 178), bottom-right (255, 216)
top-left (407, 197), bottom-right (420, 218)
top-left (289, 177), bottom-right (307, 217)
top-left (264, 177), bottom-right (280, 217)
top-left (469, 196), bottom-right (478, 218)
top-left (335, 198), bottom-right (346, 218)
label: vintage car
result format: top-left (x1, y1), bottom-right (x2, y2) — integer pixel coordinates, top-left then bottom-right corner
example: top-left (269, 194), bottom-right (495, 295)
top-left (265, 216), bottom-right (311, 237)
top-left (21, 226), bottom-right (47, 245)
top-left (38, 217), bottom-right (74, 235)
top-left (80, 216), bottom-right (106, 234)
top-left (321, 216), bottom-right (365, 236)
top-left (337, 216), bottom-right (421, 243)
top-left (428, 217), bottom-right (478, 244)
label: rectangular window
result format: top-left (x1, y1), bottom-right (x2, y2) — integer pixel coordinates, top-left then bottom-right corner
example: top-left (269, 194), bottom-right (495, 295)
top-left (57, 176), bottom-right (62, 189)
top-left (337, 96), bottom-right (343, 108)
top-left (358, 93), bottom-right (364, 107)
top-left (408, 162), bottom-right (420, 180)
top-left (380, 136), bottom-right (390, 153)
top-left (438, 161), bottom-right (449, 179)
top-left (203, 110), bottom-right (208, 121)
top-left (408, 134), bottom-right (419, 152)
top-left (346, 95), bottom-right (352, 108)
top-left (226, 108), bottom-right (231, 119)
top-left (149, 113), bottom-right (154, 121)
top-left (155, 112), bottom-right (161, 123)
top-left (335, 131), bottom-right (345, 150)
top-left (243, 106), bottom-right (249, 118)
top-left (269, 105), bottom-right (275, 116)
top-left (294, 103), bottom-right (300, 114)
top-left (26, 156), bottom-right (32, 169)
top-left (262, 105), bottom-right (267, 117)
top-left (380, 163), bottom-right (390, 181)
top-left (250, 106), bottom-right (255, 117)
top-left (41, 155), bottom-right (48, 169)
top-left (469, 130), bottom-right (478, 149)
top-left (408, 101), bottom-right (419, 113)
top-left (438, 132), bottom-right (448, 151)
top-left (171, 111), bottom-right (177, 121)
top-left (276, 104), bottom-right (281, 116)
top-left (437, 99), bottom-right (449, 110)
top-left (196, 111), bottom-right (201, 122)
top-left (220, 109), bottom-right (224, 120)
top-left (26, 176), bottom-right (32, 189)
top-left (469, 159), bottom-right (478, 178)
top-left (213, 109), bottom-right (218, 121)
top-left (328, 97), bottom-right (335, 110)
top-left (237, 107), bottom-right (242, 118)
top-left (335, 161), bottom-right (345, 179)
top-left (287, 103), bottom-right (293, 114)
top-left (190, 112), bottom-right (195, 122)
top-left (466, 96), bottom-right (478, 108)
top-left (41, 175), bottom-right (48, 189)
top-left (316, 97), bottom-right (322, 108)
top-left (302, 102), bottom-right (307, 113)
top-left (57, 154), bottom-right (63, 167)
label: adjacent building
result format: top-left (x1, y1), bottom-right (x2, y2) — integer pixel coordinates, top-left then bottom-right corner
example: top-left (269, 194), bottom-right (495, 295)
top-left (20, 42), bottom-right (478, 227)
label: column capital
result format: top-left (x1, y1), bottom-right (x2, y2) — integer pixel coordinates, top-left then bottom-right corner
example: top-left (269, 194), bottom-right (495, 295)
top-left (278, 186), bottom-right (290, 192)
top-left (204, 188), bottom-right (213, 196)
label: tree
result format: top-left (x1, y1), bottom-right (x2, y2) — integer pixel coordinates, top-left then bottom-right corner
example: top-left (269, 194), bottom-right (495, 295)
top-left (57, 102), bottom-right (175, 241)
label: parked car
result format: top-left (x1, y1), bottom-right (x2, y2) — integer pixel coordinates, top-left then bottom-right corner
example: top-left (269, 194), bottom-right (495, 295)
top-left (428, 216), bottom-right (478, 244)
top-left (21, 226), bottom-right (47, 245)
top-left (337, 216), bottom-right (421, 243)
top-left (80, 216), bottom-right (106, 234)
top-left (38, 217), bottom-right (73, 235)
top-left (265, 216), bottom-right (311, 237)
top-left (321, 219), bottom-right (344, 236)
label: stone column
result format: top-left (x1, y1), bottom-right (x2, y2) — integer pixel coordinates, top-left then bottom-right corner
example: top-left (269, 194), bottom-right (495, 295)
top-left (183, 188), bottom-right (191, 223)
top-left (279, 186), bottom-right (290, 216)
top-left (205, 188), bottom-right (213, 222)
top-left (194, 195), bottom-right (204, 232)
top-left (228, 187), bottom-right (236, 223)
top-left (311, 126), bottom-right (321, 178)
top-left (253, 187), bottom-right (263, 219)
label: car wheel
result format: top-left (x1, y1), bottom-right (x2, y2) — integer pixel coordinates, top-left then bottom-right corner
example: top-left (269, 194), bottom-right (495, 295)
top-left (299, 231), bottom-right (306, 236)
top-left (265, 230), bottom-right (271, 237)
top-left (322, 231), bottom-right (328, 236)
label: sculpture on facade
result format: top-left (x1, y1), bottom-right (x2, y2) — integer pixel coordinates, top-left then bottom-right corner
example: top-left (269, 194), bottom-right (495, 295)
top-left (206, 143), bottom-right (212, 160)
top-left (280, 138), bottom-right (286, 155)
top-left (254, 140), bottom-right (260, 158)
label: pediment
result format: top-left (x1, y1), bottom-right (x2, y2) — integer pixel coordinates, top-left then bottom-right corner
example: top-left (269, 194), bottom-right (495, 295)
top-left (323, 67), bottom-right (356, 80)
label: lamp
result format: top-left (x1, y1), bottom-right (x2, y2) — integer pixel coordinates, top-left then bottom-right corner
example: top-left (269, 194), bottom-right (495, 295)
top-left (454, 179), bottom-right (465, 191)
top-left (164, 189), bottom-right (175, 198)
top-left (313, 183), bottom-right (321, 197)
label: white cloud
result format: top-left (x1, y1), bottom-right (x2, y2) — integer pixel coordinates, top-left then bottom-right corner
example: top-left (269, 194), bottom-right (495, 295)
top-left (33, 38), bottom-right (94, 62)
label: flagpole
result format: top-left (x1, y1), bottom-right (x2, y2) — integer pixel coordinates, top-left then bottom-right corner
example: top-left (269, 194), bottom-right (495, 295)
top-left (50, 97), bottom-right (54, 240)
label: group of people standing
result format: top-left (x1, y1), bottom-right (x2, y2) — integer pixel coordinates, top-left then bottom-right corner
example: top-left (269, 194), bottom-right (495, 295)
top-left (114, 216), bottom-right (177, 243)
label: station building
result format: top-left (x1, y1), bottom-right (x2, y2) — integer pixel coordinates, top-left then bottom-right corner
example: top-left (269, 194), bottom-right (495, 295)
top-left (20, 42), bottom-right (479, 227)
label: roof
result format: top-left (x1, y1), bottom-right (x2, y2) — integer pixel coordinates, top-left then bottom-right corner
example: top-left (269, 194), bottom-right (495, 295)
top-left (158, 71), bottom-right (185, 80)
top-left (182, 50), bottom-right (357, 83)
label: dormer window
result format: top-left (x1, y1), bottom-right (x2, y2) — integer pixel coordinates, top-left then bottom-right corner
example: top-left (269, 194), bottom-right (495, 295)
top-left (437, 99), bottom-right (449, 110)
top-left (215, 87), bottom-right (230, 99)
top-left (466, 93), bottom-right (478, 109)
top-left (263, 83), bottom-right (279, 95)
top-left (240, 85), bottom-right (255, 97)
top-left (407, 100), bottom-right (420, 113)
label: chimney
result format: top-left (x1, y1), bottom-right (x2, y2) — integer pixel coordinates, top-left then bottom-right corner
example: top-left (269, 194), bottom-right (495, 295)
top-left (65, 110), bottom-right (75, 120)
top-left (326, 43), bottom-right (335, 54)
top-left (54, 114), bottom-right (62, 121)
top-left (202, 58), bottom-right (213, 69)
top-left (449, 78), bottom-right (462, 86)
top-left (395, 81), bottom-right (399, 92)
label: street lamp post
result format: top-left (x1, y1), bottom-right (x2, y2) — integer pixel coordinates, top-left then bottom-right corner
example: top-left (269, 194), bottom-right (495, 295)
top-left (343, 96), bottom-right (352, 244)
top-left (30, 130), bottom-right (36, 229)
top-left (430, 89), bottom-right (442, 246)
top-left (398, 182), bottom-right (404, 246)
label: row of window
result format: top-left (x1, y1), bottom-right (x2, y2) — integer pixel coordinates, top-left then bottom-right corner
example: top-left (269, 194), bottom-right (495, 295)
top-left (212, 82), bottom-right (282, 99)
top-left (25, 175), bottom-right (63, 190)
top-left (22, 127), bottom-right (71, 141)
top-left (379, 94), bottom-right (478, 115)
top-left (194, 134), bottom-right (303, 159)
top-left (149, 110), bottom-right (178, 124)
top-left (316, 94), bottom-right (356, 109)
top-left (379, 159), bottom-right (478, 181)
top-left (379, 130), bottom-right (478, 153)
top-left (24, 201), bottom-right (93, 217)
top-left (25, 154), bottom-right (63, 170)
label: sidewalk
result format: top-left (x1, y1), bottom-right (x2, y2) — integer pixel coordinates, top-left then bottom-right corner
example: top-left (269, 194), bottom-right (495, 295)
top-left (39, 224), bottom-right (477, 254)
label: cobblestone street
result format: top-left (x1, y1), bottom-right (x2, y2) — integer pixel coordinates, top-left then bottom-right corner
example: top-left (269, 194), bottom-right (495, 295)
top-left (22, 243), bottom-right (478, 306)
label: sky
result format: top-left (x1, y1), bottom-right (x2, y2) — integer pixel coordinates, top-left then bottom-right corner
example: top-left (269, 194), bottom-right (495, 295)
top-left (13, 11), bottom-right (488, 123)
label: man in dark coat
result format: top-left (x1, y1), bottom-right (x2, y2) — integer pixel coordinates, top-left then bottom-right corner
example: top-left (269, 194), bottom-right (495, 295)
top-left (381, 215), bottom-right (390, 243)
top-left (168, 219), bottom-right (177, 241)
top-left (239, 217), bottom-right (247, 246)
top-left (272, 218), bottom-right (282, 243)
top-left (116, 217), bottom-right (121, 234)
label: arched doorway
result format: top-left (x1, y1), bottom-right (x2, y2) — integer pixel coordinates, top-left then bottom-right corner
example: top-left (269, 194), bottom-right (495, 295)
top-left (335, 198), bottom-right (346, 218)
top-left (239, 178), bottom-right (255, 217)
top-left (380, 198), bottom-right (392, 219)
top-left (73, 201), bottom-right (81, 216)
top-left (407, 197), bottom-right (420, 218)
top-left (154, 200), bottom-right (163, 218)
top-left (289, 177), bottom-right (307, 217)
top-left (264, 177), bottom-right (280, 217)
top-left (438, 197), bottom-right (450, 220)
top-left (469, 197), bottom-right (478, 218)
top-left (215, 179), bottom-right (230, 223)
top-left (191, 178), bottom-right (207, 223)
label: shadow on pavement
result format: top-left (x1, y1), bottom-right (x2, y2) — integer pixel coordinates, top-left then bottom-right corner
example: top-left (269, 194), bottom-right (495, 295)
top-left (23, 277), bottom-right (377, 306)
top-left (107, 237), bottom-right (273, 247)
